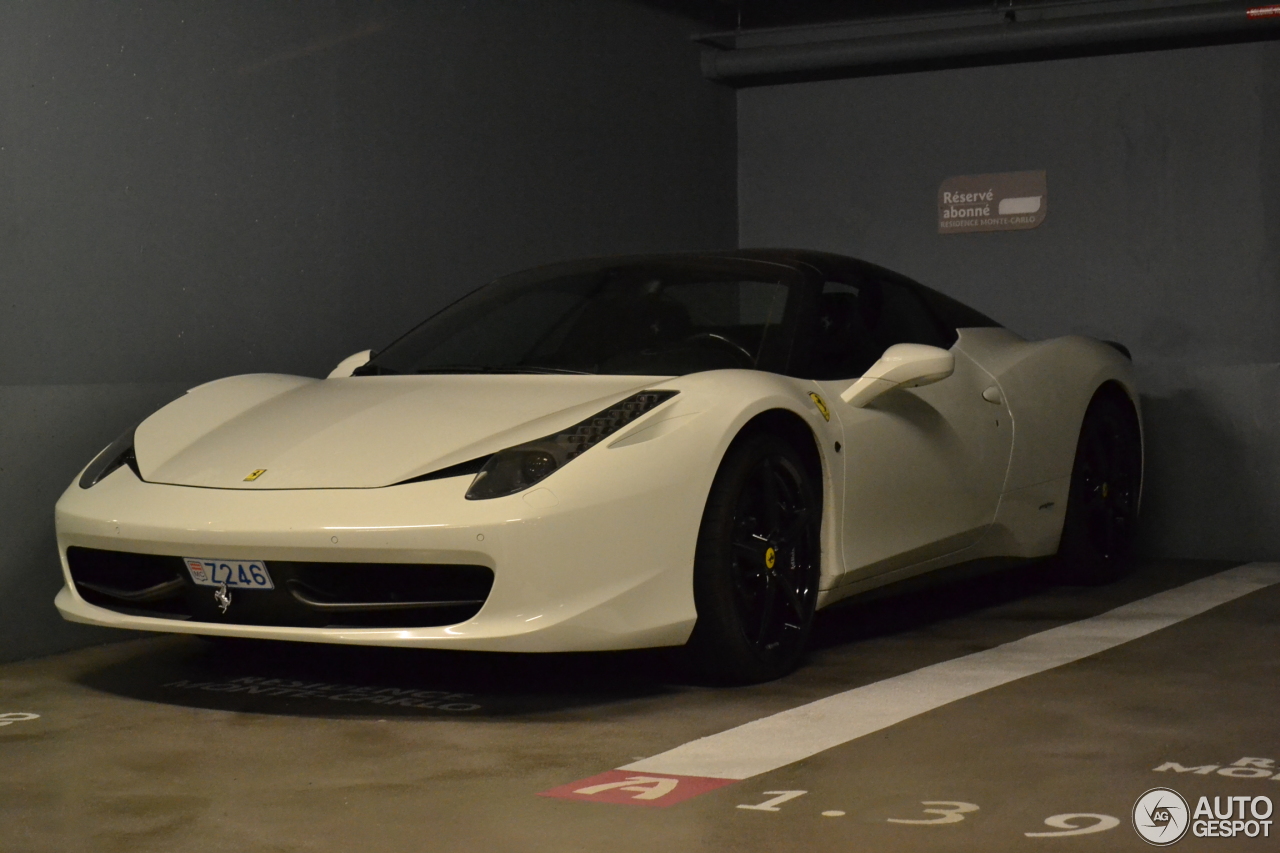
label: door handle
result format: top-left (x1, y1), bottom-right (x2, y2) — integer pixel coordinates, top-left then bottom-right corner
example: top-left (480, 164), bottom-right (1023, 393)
top-left (982, 386), bottom-right (1003, 404)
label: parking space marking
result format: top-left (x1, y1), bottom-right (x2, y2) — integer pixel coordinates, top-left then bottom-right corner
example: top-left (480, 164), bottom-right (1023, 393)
top-left (538, 770), bottom-right (737, 807)
top-left (1154, 756), bottom-right (1280, 780)
top-left (887, 801), bottom-right (980, 824)
top-left (1026, 814), bottom-right (1120, 837)
top-left (737, 790), bottom-right (807, 811)
top-left (622, 562), bottom-right (1280, 781)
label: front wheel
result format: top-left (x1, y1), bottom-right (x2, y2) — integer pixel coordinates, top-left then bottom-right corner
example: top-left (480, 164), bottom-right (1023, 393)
top-left (1057, 388), bottom-right (1143, 584)
top-left (685, 433), bottom-right (821, 684)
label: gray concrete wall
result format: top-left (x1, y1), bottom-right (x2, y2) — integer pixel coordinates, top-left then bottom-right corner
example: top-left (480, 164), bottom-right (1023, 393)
top-left (739, 41), bottom-right (1280, 561)
top-left (0, 1), bottom-right (736, 662)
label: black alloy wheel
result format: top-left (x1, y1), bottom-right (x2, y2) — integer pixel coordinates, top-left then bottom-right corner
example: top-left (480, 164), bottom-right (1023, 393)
top-left (686, 432), bottom-right (821, 683)
top-left (1057, 387), bottom-right (1143, 584)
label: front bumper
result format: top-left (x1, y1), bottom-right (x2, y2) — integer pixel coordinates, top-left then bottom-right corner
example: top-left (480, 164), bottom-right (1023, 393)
top-left (54, 447), bottom-right (705, 652)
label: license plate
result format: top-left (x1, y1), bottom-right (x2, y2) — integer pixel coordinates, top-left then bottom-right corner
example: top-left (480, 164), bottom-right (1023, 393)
top-left (183, 557), bottom-right (274, 590)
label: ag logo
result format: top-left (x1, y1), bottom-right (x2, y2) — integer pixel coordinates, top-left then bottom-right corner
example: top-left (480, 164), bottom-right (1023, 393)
top-left (1133, 787), bottom-right (1190, 845)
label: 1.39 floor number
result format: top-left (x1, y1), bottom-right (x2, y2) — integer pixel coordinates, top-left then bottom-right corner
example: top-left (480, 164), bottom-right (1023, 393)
top-left (737, 792), bottom-right (1119, 837)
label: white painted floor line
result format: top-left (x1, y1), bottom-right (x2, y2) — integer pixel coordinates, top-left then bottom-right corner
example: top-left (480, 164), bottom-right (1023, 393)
top-left (622, 562), bottom-right (1280, 781)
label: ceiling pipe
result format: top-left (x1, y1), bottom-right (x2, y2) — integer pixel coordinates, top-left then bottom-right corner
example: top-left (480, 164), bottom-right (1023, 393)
top-left (701, 2), bottom-right (1280, 85)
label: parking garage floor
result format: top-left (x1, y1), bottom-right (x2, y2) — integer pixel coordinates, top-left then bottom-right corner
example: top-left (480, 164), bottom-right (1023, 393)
top-left (3, 557), bottom-right (1277, 852)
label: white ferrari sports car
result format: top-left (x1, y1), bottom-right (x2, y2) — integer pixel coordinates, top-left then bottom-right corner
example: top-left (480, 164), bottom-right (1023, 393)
top-left (55, 250), bottom-right (1142, 682)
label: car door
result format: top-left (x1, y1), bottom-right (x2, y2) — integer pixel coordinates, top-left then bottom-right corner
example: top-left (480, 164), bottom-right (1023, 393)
top-left (807, 273), bottom-right (1013, 579)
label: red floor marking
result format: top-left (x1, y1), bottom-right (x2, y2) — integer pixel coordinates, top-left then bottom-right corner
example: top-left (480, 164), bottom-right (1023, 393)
top-left (538, 769), bottom-right (737, 808)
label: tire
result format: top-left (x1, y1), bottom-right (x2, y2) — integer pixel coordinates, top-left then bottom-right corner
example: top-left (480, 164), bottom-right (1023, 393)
top-left (1057, 387), bottom-right (1143, 584)
top-left (685, 432), bottom-right (821, 684)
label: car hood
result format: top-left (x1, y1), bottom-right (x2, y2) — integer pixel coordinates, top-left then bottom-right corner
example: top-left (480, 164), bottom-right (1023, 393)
top-left (136, 373), bottom-right (668, 489)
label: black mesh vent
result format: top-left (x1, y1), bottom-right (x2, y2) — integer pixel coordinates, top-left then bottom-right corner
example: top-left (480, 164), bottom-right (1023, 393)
top-left (66, 547), bottom-right (493, 628)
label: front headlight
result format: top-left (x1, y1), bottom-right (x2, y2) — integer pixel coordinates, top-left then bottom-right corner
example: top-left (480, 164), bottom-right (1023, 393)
top-left (465, 390), bottom-right (677, 500)
top-left (79, 426), bottom-right (140, 489)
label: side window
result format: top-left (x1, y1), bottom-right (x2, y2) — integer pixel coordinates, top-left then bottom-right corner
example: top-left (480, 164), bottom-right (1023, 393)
top-left (805, 276), bottom-right (954, 380)
top-left (874, 278), bottom-right (951, 350)
top-left (808, 278), bottom-right (886, 380)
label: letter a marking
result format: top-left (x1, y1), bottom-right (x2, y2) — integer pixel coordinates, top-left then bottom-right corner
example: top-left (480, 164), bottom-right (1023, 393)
top-left (574, 776), bottom-right (679, 801)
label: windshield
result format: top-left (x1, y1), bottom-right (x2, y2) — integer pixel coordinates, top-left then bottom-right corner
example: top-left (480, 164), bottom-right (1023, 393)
top-left (362, 261), bottom-right (796, 376)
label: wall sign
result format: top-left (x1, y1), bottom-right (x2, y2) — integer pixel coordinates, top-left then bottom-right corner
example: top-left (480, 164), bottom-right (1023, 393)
top-left (938, 170), bottom-right (1046, 234)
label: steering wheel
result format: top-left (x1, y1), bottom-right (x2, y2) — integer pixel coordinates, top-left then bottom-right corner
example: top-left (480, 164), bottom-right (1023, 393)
top-left (682, 332), bottom-right (756, 366)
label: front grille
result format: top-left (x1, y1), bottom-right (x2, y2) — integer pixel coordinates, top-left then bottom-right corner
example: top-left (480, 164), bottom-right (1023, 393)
top-left (66, 547), bottom-right (493, 628)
